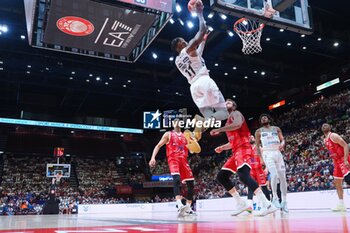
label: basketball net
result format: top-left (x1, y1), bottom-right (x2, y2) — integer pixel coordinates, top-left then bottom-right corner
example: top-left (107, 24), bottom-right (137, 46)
top-left (234, 18), bottom-right (264, 55)
top-left (233, 4), bottom-right (277, 55)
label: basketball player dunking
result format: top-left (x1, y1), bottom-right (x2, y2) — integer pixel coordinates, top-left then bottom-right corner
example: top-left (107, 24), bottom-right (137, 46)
top-left (171, 1), bottom-right (228, 123)
top-left (255, 114), bottom-right (289, 213)
top-left (211, 99), bottom-right (277, 216)
top-left (149, 119), bottom-right (196, 217)
top-left (322, 123), bottom-right (350, 211)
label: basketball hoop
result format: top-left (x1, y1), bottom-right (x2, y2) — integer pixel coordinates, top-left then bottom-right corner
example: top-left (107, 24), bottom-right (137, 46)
top-left (234, 18), bottom-right (265, 55)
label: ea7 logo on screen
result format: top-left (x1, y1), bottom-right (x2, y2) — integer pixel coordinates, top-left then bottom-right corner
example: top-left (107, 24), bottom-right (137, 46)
top-left (94, 18), bottom-right (140, 49)
top-left (143, 110), bottom-right (162, 129)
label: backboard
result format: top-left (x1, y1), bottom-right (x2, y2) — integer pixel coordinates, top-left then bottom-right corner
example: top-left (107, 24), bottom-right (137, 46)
top-left (210, 0), bottom-right (313, 34)
top-left (46, 164), bottom-right (71, 178)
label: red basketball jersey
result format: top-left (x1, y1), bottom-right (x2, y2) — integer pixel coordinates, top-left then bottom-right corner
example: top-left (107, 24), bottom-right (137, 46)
top-left (166, 131), bottom-right (188, 159)
top-left (250, 145), bottom-right (262, 170)
top-left (324, 132), bottom-right (344, 159)
top-left (225, 111), bottom-right (251, 153)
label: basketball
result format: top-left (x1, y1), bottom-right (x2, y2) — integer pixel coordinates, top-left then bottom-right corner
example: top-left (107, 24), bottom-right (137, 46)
top-left (187, 0), bottom-right (201, 13)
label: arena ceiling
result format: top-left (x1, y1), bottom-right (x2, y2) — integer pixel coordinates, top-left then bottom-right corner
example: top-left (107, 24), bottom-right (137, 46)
top-left (0, 0), bottom-right (349, 128)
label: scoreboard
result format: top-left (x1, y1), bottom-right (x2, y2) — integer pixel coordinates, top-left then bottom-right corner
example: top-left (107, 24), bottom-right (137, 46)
top-left (118, 0), bottom-right (174, 13)
top-left (24, 0), bottom-right (175, 62)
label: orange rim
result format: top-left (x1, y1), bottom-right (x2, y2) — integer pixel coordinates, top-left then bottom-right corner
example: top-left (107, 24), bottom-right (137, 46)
top-left (234, 18), bottom-right (265, 35)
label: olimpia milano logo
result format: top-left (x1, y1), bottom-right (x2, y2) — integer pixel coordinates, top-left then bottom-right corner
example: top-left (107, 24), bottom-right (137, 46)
top-left (56, 16), bottom-right (95, 36)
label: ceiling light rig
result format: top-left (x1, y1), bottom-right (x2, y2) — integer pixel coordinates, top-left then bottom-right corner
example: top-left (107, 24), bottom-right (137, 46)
top-left (220, 14), bottom-right (227, 20)
top-left (178, 19), bottom-right (184, 26)
top-left (187, 21), bottom-right (194, 29)
top-left (175, 4), bottom-right (181, 13)
top-left (0, 25), bottom-right (8, 33)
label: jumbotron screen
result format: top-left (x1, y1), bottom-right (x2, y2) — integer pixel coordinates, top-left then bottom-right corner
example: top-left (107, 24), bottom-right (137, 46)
top-left (117, 0), bottom-right (174, 13)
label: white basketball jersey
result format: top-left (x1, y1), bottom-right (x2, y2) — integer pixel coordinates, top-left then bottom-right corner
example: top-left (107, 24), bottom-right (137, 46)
top-left (175, 48), bottom-right (209, 84)
top-left (260, 126), bottom-right (280, 151)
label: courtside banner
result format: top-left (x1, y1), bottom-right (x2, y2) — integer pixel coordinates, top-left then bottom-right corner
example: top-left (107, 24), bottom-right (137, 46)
top-left (116, 185), bottom-right (133, 194)
top-left (143, 181), bottom-right (173, 188)
top-left (43, 0), bottom-right (156, 56)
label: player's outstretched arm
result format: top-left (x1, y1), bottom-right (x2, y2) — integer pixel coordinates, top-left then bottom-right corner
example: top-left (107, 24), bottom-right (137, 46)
top-left (186, 1), bottom-right (206, 56)
top-left (149, 132), bottom-right (169, 168)
top-left (196, 40), bottom-right (206, 57)
top-left (210, 111), bottom-right (243, 134)
top-left (196, 30), bottom-right (210, 56)
top-left (214, 142), bottom-right (231, 153)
